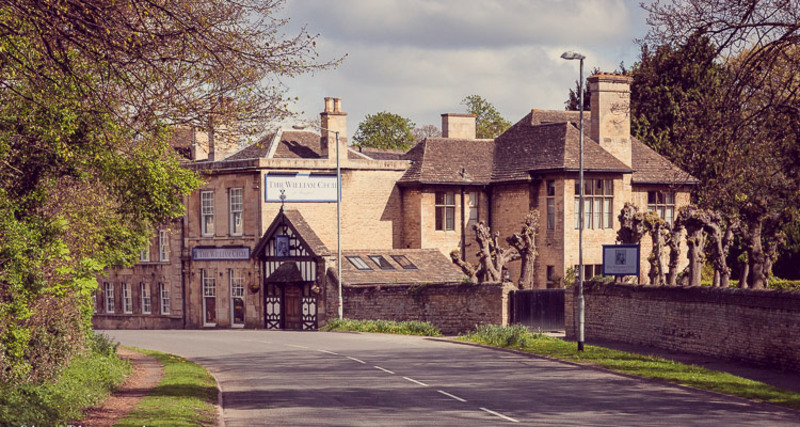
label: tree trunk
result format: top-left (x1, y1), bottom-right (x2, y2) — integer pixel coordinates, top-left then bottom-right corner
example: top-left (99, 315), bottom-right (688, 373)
top-left (507, 210), bottom-right (539, 289)
top-left (739, 261), bottom-right (749, 288)
top-left (748, 221), bottom-right (767, 289)
top-left (686, 228), bottom-right (705, 286)
top-left (666, 225), bottom-right (683, 286)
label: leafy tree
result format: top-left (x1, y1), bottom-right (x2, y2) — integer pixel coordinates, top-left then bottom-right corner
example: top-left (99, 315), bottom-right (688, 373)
top-left (461, 95), bottom-right (511, 139)
top-left (353, 112), bottom-right (415, 150)
top-left (564, 67), bottom-right (601, 111)
top-left (0, 0), bottom-right (332, 384)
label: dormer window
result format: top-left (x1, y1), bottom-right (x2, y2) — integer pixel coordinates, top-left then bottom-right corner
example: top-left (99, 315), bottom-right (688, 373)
top-left (391, 255), bottom-right (418, 270)
top-left (369, 255), bottom-right (395, 270)
top-left (346, 256), bottom-right (372, 270)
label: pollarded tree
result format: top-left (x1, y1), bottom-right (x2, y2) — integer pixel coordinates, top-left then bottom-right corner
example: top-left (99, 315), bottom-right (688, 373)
top-left (506, 210), bottom-right (540, 289)
top-left (353, 112), bottom-right (415, 150)
top-left (461, 95), bottom-right (511, 139)
top-left (451, 221), bottom-right (520, 284)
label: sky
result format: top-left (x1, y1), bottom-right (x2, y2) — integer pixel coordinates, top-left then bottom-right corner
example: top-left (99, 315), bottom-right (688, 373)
top-left (278, 0), bottom-right (651, 133)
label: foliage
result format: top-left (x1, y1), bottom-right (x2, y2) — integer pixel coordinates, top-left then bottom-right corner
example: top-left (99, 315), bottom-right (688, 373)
top-left (322, 318), bottom-right (442, 336)
top-left (459, 325), bottom-right (800, 410)
top-left (0, 0), bottom-right (332, 387)
top-left (116, 348), bottom-right (218, 427)
top-left (564, 67), bottom-right (601, 111)
top-left (0, 333), bottom-right (130, 426)
top-left (461, 95), bottom-right (511, 139)
top-left (352, 111), bottom-right (415, 150)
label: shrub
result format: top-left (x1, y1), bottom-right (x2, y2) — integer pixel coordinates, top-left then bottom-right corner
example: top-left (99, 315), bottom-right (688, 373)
top-left (461, 324), bottom-right (542, 348)
top-left (322, 318), bottom-right (441, 336)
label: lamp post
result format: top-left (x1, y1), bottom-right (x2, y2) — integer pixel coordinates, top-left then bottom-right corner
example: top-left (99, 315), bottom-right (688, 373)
top-left (292, 124), bottom-right (343, 320)
top-left (561, 50), bottom-right (586, 352)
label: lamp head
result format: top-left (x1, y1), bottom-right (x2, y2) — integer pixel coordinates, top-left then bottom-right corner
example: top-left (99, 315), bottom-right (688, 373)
top-left (560, 51), bottom-right (586, 61)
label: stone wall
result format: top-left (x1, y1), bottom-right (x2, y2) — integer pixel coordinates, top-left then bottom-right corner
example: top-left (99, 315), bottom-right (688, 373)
top-left (566, 283), bottom-right (800, 372)
top-left (339, 281), bottom-right (516, 335)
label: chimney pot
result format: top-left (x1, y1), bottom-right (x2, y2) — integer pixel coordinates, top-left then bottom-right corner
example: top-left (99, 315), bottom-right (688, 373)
top-left (324, 97), bottom-right (334, 113)
top-left (333, 98), bottom-right (342, 113)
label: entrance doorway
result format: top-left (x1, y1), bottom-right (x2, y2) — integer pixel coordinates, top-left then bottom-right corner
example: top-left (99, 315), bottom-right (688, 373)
top-left (283, 284), bottom-right (303, 330)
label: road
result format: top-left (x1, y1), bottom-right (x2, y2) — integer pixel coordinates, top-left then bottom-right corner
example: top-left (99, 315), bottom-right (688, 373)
top-left (104, 330), bottom-right (800, 426)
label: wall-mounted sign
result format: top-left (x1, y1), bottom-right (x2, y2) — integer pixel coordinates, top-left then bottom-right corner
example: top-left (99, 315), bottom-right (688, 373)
top-left (265, 173), bottom-right (338, 202)
top-left (192, 246), bottom-right (251, 261)
top-left (602, 244), bottom-right (640, 276)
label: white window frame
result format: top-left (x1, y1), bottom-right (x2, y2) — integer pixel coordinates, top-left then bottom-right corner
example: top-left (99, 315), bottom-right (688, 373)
top-left (122, 283), bottom-right (132, 314)
top-left (546, 180), bottom-right (556, 231)
top-left (201, 190), bottom-right (215, 236)
top-left (141, 283), bottom-right (151, 314)
top-left (230, 269), bottom-right (245, 328)
top-left (574, 179), bottom-right (614, 230)
top-left (140, 244), bottom-right (150, 262)
top-left (229, 188), bottom-right (243, 236)
top-left (435, 191), bottom-right (455, 231)
top-left (160, 283), bottom-right (170, 315)
top-left (202, 269), bottom-right (216, 326)
top-left (104, 282), bottom-right (114, 313)
top-left (159, 229), bottom-right (169, 262)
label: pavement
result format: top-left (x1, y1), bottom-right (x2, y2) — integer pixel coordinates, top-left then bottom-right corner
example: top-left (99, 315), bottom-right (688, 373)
top-left (103, 329), bottom-right (800, 426)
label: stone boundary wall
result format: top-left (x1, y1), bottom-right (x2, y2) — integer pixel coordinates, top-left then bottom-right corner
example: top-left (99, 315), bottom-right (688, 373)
top-left (93, 314), bottom-right (183, 330)
top-left (565, 283), bottom-right (800, 372)
top-left (342, 281), bottom-right (516, 335)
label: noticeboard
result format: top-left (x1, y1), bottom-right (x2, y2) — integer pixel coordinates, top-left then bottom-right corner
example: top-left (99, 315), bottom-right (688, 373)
top-left (602, 244), bottom-right (640, 276)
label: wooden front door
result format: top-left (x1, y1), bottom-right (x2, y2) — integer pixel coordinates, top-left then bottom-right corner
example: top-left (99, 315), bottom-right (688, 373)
top-left (283, 285), bottom-right (303, 330)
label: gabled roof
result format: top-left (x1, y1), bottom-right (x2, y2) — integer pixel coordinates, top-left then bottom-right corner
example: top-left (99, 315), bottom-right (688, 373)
top-left (226, 130), bottom-right (410, 161)
top-left (225, 131), bottom-right (278, 161)
top-left (340, 249), bottom-right (466, 285)
top-left (397, 138), bottom-right (494, 186)
top-left (253, 208), bottom-right (330, 258)
top-left (492, 115), bottom-right (631, 182)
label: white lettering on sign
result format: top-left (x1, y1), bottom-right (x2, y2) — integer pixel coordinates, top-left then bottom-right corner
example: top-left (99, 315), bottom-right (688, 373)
top-left (192, 247), bottom-right (251, 260)
top-left (265, 173), bottom-right (338, 202)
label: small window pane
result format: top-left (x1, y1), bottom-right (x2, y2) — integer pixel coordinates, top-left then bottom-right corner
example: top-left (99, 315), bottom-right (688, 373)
top-left (346, 256), bottom-right (372, 270)
top-left (547, 199), bottom-right (555, 231)
top-left (584, 198), bottom-right (593, 229)
top-left (605, 198), bottom-right (613, 229)
top-left (435, 192), bottom-right (445, 205)
top-left (391, 255), bottom-right (417, 270)
top-left (605, 180), bottom-right (614, 195)
top-left (446, 207), bottom-right (455, 230)
top-left (369, 255), bottom-right (395, 270)
top-left (546, 180), bottom-right (555, 197)
top-left (648, 191), bottom-right (657, 205)
top-left (574, 198), bottom-right (580, 229)
top-left (445, 192), bottom-right (454, 205)
top-left (593, 198), bottom-right (602, 229)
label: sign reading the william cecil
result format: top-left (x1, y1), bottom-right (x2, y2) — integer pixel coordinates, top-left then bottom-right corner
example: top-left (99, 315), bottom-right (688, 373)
top-left (265, 173), bottom-right (337, 202)
top-left (192, 246), bottom-right (251, 261)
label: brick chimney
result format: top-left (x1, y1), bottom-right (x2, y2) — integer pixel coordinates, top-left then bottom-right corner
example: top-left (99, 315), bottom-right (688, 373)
top-left (441, 113), bottom-right (476, 139)
top-left (206, 96), bottom-right (240, 161)
top-left (588, 73), bottom-right (633, 167)
top-left (319, 97), bottom-right (347, 161)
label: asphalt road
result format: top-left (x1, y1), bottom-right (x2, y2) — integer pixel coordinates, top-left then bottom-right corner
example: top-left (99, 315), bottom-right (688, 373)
top-left (103, 330), bottom-right (800, 426)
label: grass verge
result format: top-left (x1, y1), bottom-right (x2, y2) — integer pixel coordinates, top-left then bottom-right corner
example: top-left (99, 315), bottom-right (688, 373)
top-left (0, 333), bottom-right (130, 426)
top-left (460, 324), bottom-right (800, 410)
top-left (115, 347), bottom-right (218, 427)
top-left (322, 318), bottom-right (441, 336)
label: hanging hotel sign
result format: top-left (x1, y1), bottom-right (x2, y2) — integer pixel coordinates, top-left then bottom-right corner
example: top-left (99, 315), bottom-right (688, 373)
top-left (264, 173), bottom-right (337, 203)
top-left (192, 246), bottom-right (251, 261)
top-left (602, 244), bottom-right (640, 276)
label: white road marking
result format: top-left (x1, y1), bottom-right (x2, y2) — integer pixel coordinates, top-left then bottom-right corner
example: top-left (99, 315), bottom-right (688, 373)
top-left (403, 377), bottom-right (429, 387)
top-left (286, 344), bottom-right (309, 349)
top-left (346, 356), bottom-right (366, 364)
top-left (437, 390), bottom-right (466, 402)
top-left (480, 408), bottom-right (519, 423)
top-left (317, 349), bottom-right (338, 355)
top-left (374, 366), bottom-right (395, 374)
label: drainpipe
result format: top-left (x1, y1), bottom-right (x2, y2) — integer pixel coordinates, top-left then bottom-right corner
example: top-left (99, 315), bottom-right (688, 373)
top-left (460, 186), bottom-right (466, 261)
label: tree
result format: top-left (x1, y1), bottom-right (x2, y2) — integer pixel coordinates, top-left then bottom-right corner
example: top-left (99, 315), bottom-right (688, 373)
top-left (0, 0), bottom-right (332, 385)
top-left (461, 95), bottom-right (511, 139)
top-left (352, 112), bottom-right (415, 150)
top-left (451, 221), bottom-right (520, 284)
top-left (564, 67), bottom-right (601, 111)
top-left (412, 124), bottom-right (441, 142)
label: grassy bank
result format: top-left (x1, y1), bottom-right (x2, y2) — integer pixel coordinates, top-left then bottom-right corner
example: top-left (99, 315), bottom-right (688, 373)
top-left (322, 318), bottom-right (441, 336)
top-left (0, 333), bottom-right (130, 426)
top-left (115, 348), bottom-right (218, 427)
top-left (460, 324), bottom-right (800, 410)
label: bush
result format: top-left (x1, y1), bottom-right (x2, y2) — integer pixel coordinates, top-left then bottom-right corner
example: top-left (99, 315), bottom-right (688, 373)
top-left (461, 324), bottom-right (542, 348)
top-left (0, 332), bottom-right (130, 426)
top-left (768, 278), bottom-right (800, 291)
top-left (322, 318), bottom-right (441, 336)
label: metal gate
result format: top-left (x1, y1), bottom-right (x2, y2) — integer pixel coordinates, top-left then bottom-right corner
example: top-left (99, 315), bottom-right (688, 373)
top-left (509, 289), bottom-right (565, 332)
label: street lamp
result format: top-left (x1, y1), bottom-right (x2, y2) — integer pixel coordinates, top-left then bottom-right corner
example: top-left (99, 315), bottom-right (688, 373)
top-left (292, 123), bottom-right (344, 320)
top-left (561, 50), bottom-right (586, 352)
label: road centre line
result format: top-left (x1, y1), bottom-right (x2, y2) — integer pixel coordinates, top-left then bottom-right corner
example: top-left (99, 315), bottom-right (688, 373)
top-left (403, 376), bottom-right (429, 387)
top-left (374, 366), bottom-right (395, 374)
top-left (286, 344), bottom-right (309, 349)
top-left (480, 407), bottom-right (519, 423)
top-left (437, 390), bottom-right (466, 402)
top-left (346, 356), bottom-right (366, 364)
top-left (317, 349), bottom-right (338, 355)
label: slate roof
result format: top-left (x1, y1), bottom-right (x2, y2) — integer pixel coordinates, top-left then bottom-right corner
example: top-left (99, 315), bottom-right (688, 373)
top-left (631, 137), bottom-right (698, 185)
top-left (226, 130), bottom-right (410, 161)
top-left (225, 132), bottom-right (277, 160)
top-left (492, 115), bottom-right (631, 182)
top-left (398, 138), bottom-right (495, 186)
top-left (253, 208), bottom-right (330, 258)
top-left (340, 249), bottom-right (466, 285)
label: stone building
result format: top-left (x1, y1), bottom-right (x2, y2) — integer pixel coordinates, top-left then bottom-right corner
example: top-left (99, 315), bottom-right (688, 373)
top-left (93, 73), bottom-right (695, 330)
